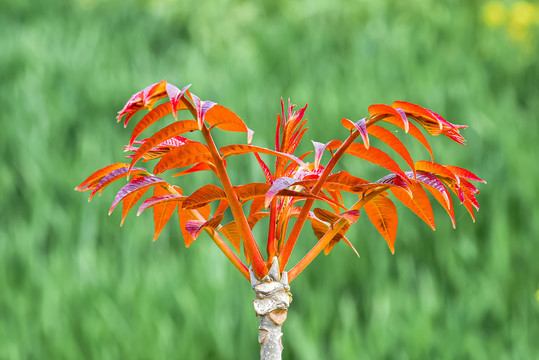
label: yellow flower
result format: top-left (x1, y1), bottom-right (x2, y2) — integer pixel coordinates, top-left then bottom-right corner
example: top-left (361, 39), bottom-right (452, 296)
top-left (511, 2), bottom-right (537, 27)
top-left (483, 2), bottom-right (507, 27)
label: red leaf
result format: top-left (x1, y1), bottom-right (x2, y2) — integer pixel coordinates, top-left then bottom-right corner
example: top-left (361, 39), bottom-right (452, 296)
top-left (368, 124), bottom-right (415, 176)
top-left (109, 176), bottom-right (167, 215)
top-left (443, 165), bottom-right (486, 183)
top-left (143, 80), bottom-right (168, 108)
top-left (391, 181), bottom-right (435, 230)
top-left (220, 144), bottom-right (308, 169)
top-left (364, 195), bottom-right (398, 253)
top-left (117, 90), bottom-right (144, 126)
top-left (392, 101), bottom-right (467, 145)
top-left (341, 118), bottom-right (369, 149)
top-left (129, 120), bottom-right (199, 169)
top-left (153, 142), bottom-right (213, 175)
top-left (345, 143), bottom-right (409, 181)
top-left (182, 184), bottom-right (227, 209)
top-left (253, 152), bottom-right (273, 184)
top-left (205, 104), bottom-right (249, 133)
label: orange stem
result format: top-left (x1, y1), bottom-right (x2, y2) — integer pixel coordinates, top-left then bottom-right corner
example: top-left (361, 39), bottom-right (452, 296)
top-left (278, 129), bottom-right (361, 272)
top-left (181, 96), bottom-right (267, 279)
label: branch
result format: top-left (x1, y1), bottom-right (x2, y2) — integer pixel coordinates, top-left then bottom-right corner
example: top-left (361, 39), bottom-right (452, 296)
top-left (287, 186), bottom-right (389, 282)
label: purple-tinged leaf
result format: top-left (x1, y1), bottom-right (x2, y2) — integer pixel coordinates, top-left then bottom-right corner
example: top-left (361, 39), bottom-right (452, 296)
top-left (368, 104), bottom-right (410, 133)
top-left (137, 194), bottom-right (184, 216)
top-left (109, 176), bottom-right (167, 215)
top-left (185, 214), bottom-right (224, 240)
top-left (342, 118), bottom-right (369, 149)
top-left (265, 177), bottom-right (302, 206)
top-left (76, 163), bottom-right (129, 192)
top-left (191, 93), bottom-right (217, 128)
top-left (166, 83), bottom-right (191, 120)
top-left (90, 166), bottom-right (149, 200)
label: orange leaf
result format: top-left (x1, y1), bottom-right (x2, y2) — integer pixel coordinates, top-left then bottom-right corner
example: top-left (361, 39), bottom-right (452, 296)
top-left (345, 143), bottom-right (408, 181)
top-left (151, 186), bottom-right (180, 241)
top-left (129, 120), bottom-right (199, 170)
top-left (364, 195), bottom-right (398, 253)
top-left (172, 162), bottom-right (214, 177)
top-left (153, 142), bottom-right (213, 175)
top-left (368, 104), bottom-right (410, 133)
top-left (130, 102), bottom-right (176, 145)
top-left (368, 125), bottom-right (415, 176)
top-left (219, 222), bottom-right (242, 253)
top-left (378, 116), bottom-right (433, 160)
top-left (205, 104), bottom-right (249, 133)
top-left (182, 184), bottom-right (227, 209)
top-left (120, 189), bottom-right (148, 226)
top-left (233, 183), bottom-right (271, 202)
top-left (75, 163), bottom-right (129, 192)
top-left (391, 182), bottom-right (435, 230)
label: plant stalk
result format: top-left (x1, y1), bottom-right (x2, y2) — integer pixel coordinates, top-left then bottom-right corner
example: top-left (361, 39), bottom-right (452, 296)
top-left (251, 257), bottom-right (292, 360)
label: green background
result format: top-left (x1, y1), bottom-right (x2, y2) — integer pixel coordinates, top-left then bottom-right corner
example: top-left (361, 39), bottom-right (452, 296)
top-left (1, 0), bottom-right (538, 358)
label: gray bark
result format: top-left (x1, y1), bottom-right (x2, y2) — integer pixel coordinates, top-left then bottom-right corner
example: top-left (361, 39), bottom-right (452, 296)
top-left (251, 257), bottom-right (292, 360)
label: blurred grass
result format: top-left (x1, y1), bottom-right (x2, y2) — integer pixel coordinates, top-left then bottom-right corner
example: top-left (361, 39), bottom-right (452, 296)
top-left (1, 0), bottom-right (538, 358)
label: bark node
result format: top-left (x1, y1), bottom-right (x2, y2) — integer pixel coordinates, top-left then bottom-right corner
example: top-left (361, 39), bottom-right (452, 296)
top-left (251, 257), bottom-right (292, 360)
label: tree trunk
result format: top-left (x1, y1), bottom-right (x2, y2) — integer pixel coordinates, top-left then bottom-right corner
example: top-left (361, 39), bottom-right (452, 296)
top-left (251, 257), bottom-right (292, 360)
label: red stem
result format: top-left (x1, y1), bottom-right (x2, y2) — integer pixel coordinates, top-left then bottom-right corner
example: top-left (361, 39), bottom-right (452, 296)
top-left (181, 96), bottom-right (267, 279)
top-left (278, 129), bottom-right (361, 272)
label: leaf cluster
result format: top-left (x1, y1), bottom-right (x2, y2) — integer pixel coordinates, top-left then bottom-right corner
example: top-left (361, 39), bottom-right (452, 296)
top-left (76, 81), bottom-right (485, 281)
